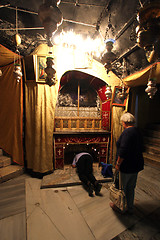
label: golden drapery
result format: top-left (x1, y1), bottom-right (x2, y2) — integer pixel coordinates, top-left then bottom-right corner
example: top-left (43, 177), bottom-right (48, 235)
top-left (110, 107), bottom-right (125, 164)
top-left (0, 44), bottom-right (16, 66)
top-left (124, 62), bottom-right (160, 86)
top-left (25, 82), bottom-right (59, 173)
top-left (0, 64), bottom-right (24, 165)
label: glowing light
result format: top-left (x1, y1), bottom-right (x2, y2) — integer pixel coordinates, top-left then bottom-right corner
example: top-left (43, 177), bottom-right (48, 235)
top-left (52, 30), bottom-right (105, 57)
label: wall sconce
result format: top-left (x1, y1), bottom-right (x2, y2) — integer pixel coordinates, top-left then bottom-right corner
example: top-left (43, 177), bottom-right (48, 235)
top-left (0, 69), bottom-right (2, 77)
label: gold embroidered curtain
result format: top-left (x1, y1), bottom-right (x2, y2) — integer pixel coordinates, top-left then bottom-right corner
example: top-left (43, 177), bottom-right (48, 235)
top-left (0, 63), bottom-right (24, 165)
top-left (25, 82), bottom-right (59, 173)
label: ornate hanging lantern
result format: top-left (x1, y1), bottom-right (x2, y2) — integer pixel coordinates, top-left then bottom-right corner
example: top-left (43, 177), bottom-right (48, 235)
top-left (45, 56), bottom-right (57, 86)
top-left (101, 39), bottom-right (116, 73)
top-left (117, 86), bottom-right (128, 101)
top-left (115, 59), bottom-right (128, 102)
top-left (13, 7), bottom-right (22, 83)
top-left (145, 78), bottom-right (157, 99)
top-left (13, 63), bottom-right (22, 83)
top-left (117, 88), bottom-right (128, 101)
top-left (136, 2), bottom-right (160, 63)
top-left (116, 85), bottom-right (128, 102)
top-left (38, 0), bottom-right (63, 46)
top-left (105, 85), bottom-right (112, 100)
top-left (145, 65), bottom-right (157, 99)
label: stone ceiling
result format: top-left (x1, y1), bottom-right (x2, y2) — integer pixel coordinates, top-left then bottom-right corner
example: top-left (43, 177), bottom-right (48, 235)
top-left (0, 0), bottom-right (155, 78)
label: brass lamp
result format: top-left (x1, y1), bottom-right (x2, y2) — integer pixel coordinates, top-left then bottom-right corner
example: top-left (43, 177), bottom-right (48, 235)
top-left (38, 0), bottom-right (63, 46)
top-left (45, 57), bottom-right (57, 86)
top-left (136, 2), bottom-right (160, 63)
top-left (13, 63), bottom-right (22, 83)
top-left (105, 86), bottom-right (112, 100)
top-left (116, 86), bottom-right (128, 101)
top-left (145, 78), bottom-right (157, 99)
top-left (101, 39), bottom-right (116, 73)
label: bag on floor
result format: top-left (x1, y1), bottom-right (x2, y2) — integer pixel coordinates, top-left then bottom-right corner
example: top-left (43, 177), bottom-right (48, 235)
top-left (109, 172), bottom-right (127, 212)
top-left (101, 162), bottom-right (113, 178)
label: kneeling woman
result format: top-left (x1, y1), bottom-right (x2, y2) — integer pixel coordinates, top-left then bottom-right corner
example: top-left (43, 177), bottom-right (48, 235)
top-left (72, 152), bottom-right (102, 197)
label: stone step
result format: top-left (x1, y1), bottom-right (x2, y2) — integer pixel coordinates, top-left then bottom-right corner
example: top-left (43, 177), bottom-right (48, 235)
top-left (144, 144), bottom-right (160, 156)
top-left (145, 129), bottom-right (160, 139)
top-left (143, 152), bottom-right (160, 169)
top-left (144, 136), bottom-right (160, 147)
top-left (0, 155), bottom-right (12, 168)
top-left (147, 123), bottom-right (160, 131)
top-left (0, 165), bottom-right (24, 184)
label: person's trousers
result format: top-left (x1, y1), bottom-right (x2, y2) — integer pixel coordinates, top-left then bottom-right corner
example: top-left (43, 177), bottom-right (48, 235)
top-left (76, 154), bottom-right (96, 186)
top-left (121, 172), bottom-right (138, 211)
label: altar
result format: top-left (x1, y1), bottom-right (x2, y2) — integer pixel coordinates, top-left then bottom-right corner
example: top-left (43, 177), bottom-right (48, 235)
top-left (53, 131), bottom-right (110, 169)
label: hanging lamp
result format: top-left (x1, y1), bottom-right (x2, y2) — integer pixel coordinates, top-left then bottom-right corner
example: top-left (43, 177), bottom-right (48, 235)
top-left (45, 56), bottom-right (57, 86)
top-left (13, 7), bottom-right (22, 83)
top-left (101, 39), bottom-right (116, 73)
top-left (136, 2), bottom-right (160, 63)
top-left (38, 1), bottom-right (62, 86)
top-left (38, 0), bottom-right (63, 47)
top-left (116, 59), bottom-right (128, 102)
top-left (116, 84), bottom-right (128, 101)
top-left (145, 65), bottom-right (157, 99)
top-left (105, 85), bottom-right (112, 100)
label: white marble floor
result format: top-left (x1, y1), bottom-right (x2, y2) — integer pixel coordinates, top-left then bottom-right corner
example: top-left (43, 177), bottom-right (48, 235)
top-left (0, 165), bottom-right (160, 240)
top-left (0, 174), bottom-right (29, 240)
top-left (26, 179), bottom-right (140, 240)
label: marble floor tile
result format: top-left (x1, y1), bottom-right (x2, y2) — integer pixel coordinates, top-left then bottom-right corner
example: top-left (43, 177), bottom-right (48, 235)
top-left (68, 186), bottom-right (140, 240)
top-left (26, 178), bottom-right (95, 240)
top-left (0, 212), bottom-right (26, 240)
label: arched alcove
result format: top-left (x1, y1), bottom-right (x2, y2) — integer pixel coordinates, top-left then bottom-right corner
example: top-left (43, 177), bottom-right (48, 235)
top-left (54, 70), bottom-right (111, 132)
top-left (53, 70), bottom-right (111, 168)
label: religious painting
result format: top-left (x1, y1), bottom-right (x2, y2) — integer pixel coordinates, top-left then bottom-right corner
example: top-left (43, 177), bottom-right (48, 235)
top-left (112, 86), bottom-right (129, 106)
top-left (36, 55), bottom-right (47, 82)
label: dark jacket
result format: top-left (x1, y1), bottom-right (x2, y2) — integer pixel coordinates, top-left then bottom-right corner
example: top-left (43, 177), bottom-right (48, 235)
top-left (116, 127), bottom-right (144, 173)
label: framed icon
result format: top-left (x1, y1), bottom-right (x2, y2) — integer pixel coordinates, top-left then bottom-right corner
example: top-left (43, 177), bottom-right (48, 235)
top-left (36, 55), bottom-right (47, 82)
top-left (112, 86), bottom-right (129, 106)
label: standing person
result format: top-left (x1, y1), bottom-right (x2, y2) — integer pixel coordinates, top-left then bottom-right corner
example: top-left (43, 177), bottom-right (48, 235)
top-left (110, 112), bottom-right (144, 214)
top-left (72, 152), bottom-right (102, 196)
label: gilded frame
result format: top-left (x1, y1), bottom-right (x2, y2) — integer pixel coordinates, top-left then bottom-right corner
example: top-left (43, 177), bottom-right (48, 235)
top-left (112, 86), bottom-right (129, 106)
top-left (36, 55), bottom-right (47, 82)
